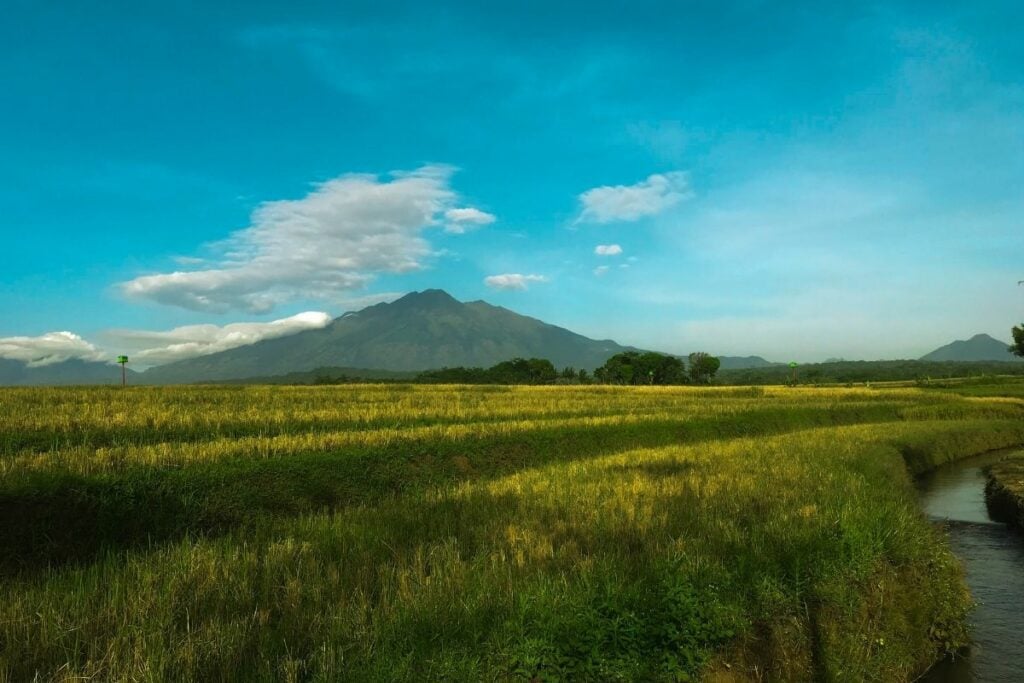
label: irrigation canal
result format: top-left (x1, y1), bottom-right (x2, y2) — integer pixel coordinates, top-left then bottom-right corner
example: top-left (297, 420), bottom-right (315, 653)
top-left (918, 450), bottom-right (1024, 682)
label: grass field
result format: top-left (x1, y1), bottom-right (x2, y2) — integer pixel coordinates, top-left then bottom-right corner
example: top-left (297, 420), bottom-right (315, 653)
top-left (2, 384), bottom-right (1023, 681)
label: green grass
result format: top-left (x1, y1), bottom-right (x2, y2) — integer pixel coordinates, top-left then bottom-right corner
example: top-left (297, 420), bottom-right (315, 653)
top-left (1, 384), bottom-right (1022, 681)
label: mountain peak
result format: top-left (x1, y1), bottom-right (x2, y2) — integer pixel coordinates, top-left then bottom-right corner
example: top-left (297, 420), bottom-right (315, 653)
top-left (141, 289), bottom-right (637, 381)
top-left (920, 332), bottom-right (1020, 362)
top-left (391, 289), bottom-right (460, 307)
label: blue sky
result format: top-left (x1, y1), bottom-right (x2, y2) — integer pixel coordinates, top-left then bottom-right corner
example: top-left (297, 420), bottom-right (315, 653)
top-left (1, 0), bottom-right (1022, 365)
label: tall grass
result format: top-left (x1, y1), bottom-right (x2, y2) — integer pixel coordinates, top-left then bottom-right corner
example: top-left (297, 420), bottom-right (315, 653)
top-left (1, 384), bottom-right (1022, 681)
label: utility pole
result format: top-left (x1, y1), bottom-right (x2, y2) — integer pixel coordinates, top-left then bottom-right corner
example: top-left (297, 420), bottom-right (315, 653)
top-left (117, 355), bottom-right (129, 387)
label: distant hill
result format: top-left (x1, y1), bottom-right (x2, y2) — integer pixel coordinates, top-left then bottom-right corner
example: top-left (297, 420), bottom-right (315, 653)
top-left (0, 358), bottom-right (137, 386)
top-left (142, 290), bottom-right (639, 383)
top-left (715, 355), bottom-right (777, 370)
top-left (920, 334), bottom-right (1022, 362)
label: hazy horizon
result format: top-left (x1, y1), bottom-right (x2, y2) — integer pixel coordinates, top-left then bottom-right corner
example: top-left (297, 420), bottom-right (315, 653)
top-left (2, 2), bottom-right (1022, 366)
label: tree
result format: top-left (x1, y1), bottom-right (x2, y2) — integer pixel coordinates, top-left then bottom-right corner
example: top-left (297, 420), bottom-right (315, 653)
top-left (1014, 281), bottom-right (1024, 357)
top-left (595, 352), bottom-right (636, 384)
top-left (1012, 324), bottom-right (1024, 357)
top-left (526, 358), bottom-right (558, 383)
top-left (641, 352), bottom-right (687, 385)
top-left (595, 352), bottom-right (687, 385)
top-left (688, 352), bottom-right (721, 385)
top-left (489, 357), bottom-right (557, 384)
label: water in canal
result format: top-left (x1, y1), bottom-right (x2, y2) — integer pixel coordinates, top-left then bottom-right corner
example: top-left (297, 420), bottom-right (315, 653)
top-left (918, 451), bottom-right (1024, 682)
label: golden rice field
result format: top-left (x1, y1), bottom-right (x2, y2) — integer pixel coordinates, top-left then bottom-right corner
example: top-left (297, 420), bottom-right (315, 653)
top-left (1, 384), bottom-right (1023, 681)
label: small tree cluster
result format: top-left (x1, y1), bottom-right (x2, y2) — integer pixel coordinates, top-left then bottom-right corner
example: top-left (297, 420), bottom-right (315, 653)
top-left (687, 352), bottom-right (721, 385)
top-left (1012, 324), bottom-right (1024, 358)
top-left (559, 366), bottom-right (590, 384)
top-left (594, 351), bottom-right (692, 385)
top-left (417, 352), bottom-right (723, 386)
top-left (488, 358), bottom-right (558, 384)
top-left (417, 358), bottom-right (560, 384)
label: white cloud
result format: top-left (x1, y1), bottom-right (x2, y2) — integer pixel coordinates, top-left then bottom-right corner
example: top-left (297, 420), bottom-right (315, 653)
top-left (578, 171), bottom-right (692, 223)
top-left (594, 244), bottom-right (623, 256)
top-left (0, 331), bottom-right (107, 367)
top-left (593, 265), bottom-right (610, 277)
top-left (483, 273), bottom-right (548, 291)
top-left (443, 207), bottom-right (496, 233)
top-left (119, 165), bottom-right (485, 313)
top-left (104, 311), bottom-right (333, 366)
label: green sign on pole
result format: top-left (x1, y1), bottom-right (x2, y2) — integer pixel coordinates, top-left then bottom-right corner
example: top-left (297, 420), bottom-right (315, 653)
top-left (117, 355), bottom-right (128, 387)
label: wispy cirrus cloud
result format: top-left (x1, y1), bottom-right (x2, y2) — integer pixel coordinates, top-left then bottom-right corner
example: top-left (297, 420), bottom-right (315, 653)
top-left (578, 172), bottom-right (692, 223)
top-left (0, 332), bottom-right (107, 367)
top-left (119, 165), bottom-right (491, 314)
top-left (483, 273), bottom-right (548, 290)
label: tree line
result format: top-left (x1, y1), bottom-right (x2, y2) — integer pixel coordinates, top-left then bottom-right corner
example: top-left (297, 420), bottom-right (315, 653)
top-left (414, 351), bottom-right (721, 386)
top-left (716, 358), bottom-right (1024, 386)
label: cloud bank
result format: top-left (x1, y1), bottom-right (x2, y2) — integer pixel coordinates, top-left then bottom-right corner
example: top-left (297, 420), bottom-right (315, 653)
top-left (119, 165), bottom-right (490, 313)
top-left (105, 311), bottom-right (333, 366)
top-left (578, 172), bottom-right (692, 223)
top-left (0, 332), bottom-right (107, 367)
top-left (1, 312), bottom-right (338, 370)
top-left (483, 273), bottom-right (548, 290)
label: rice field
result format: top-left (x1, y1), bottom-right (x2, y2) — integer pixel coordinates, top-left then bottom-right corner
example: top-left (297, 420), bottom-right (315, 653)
top-left (1, 384), bottom-right (1023, 681)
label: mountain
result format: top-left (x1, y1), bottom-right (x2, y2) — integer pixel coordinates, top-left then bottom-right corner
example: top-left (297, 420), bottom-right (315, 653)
top-left (919, 333), bottom-right (1022, 362)
top-left (0, 358), bottom-right (138, 386)
top-left (715, 356), bottom-right (777, 370)
top-left (142, 290), bottom-right (638, 383)
top-left (215, 366), bottom-right (418, 385)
